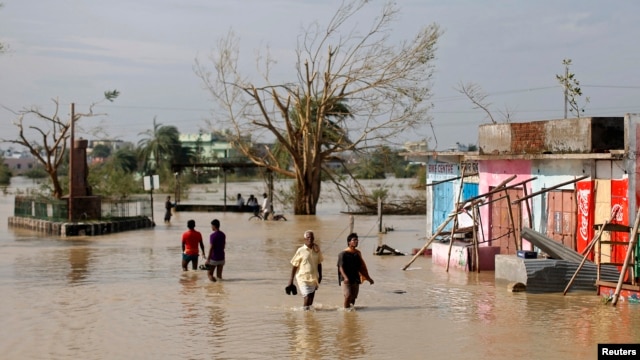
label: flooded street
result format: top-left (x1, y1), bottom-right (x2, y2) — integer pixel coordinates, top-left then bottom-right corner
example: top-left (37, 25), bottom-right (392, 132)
top-left (0, 179), bottom-right (638, 359)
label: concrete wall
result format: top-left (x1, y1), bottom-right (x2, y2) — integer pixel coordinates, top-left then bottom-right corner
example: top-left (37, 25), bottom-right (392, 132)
top-left (543, 118), bottom-right (591, 153)
top-left (478, 123), bottom-right (511, 154)
top-left (432, 242), bottom-right (501, 271)
top-left (479, 117), bottom-right (623, 155)
top-left (8, 216), bottom-right (154, 237)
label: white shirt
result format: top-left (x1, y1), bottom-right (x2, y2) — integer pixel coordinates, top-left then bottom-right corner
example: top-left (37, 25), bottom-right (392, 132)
top-left (262, 197), bottom-right (271, 212)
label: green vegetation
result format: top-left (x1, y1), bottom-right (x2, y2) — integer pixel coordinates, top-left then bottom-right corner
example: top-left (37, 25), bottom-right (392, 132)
top-left (352, 146), bottom-right (420, 180)
top-left (22, 167), bottom-right (48, 179)
top-left (0, 156), bottom-right (11, 186)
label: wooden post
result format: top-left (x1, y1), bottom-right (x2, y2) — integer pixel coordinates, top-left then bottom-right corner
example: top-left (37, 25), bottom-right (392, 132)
top-left (446, 166), bottom-right (466, 272)
top-left (563, 218), bottom-right (610, 295)
top-left (223, 169), bottom-right (227, 211)
top-left (472, 205), bottom-right (480, 272)
top-left (505, 193), bottom-right (520, 252)
top-left (403, 213), bottom-right (456, 271)
top-left (378, 197), bottom-right (383, 233)
top-left (611, 207), bottom-right (640, 306)
top-left (68, 103), bottom-right (75, 222)
top-left (445, 214), bottom-right (458, 272)
top-left (403, 198), bottom-right (483, 271)
top-left (522, 186), bottom-right (533, 229)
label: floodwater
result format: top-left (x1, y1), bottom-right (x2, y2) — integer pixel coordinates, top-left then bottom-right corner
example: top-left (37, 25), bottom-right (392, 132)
top-left (0, 178), bottom-right (638, 360)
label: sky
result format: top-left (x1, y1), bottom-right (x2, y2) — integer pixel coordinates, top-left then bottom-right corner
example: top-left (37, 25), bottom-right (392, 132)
top-left (1, 0), bottom-right (640, 151)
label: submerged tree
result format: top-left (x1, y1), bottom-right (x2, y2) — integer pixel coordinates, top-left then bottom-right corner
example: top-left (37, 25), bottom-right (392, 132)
top-left (195, 0), bottom-right (441, 214)
top-left (1, 91), bottom-right (119, 198)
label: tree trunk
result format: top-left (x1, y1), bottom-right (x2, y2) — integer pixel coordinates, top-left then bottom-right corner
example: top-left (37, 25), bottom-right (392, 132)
top-left (293, 169), bottom-right (322, 215)
top-left (50, 169), bottom-right (63, 199)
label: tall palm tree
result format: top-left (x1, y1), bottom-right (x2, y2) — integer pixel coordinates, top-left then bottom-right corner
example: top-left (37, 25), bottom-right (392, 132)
top-left (110, 148), bottom-right (138, 173)
top-left (137, 117), bottom-right (181, 174)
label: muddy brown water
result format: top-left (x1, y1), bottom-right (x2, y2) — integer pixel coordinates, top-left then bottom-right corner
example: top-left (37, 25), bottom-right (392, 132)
top-left (1, 179), bottom-right (638, 359)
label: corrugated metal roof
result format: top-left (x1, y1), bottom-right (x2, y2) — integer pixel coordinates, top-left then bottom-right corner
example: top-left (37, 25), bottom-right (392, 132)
top-left (522, 259), bottom-right (620, 293)
top-left (519, 227), bottom-right (621, 292)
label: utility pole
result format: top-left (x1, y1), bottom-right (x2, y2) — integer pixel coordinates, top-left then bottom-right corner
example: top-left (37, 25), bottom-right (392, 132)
top-left (563, 62), bottom-right (568, 119)
top-left (68, 103), bottom-right (75, 222)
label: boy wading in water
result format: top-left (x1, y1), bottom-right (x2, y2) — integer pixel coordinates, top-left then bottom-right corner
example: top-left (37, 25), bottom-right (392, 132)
top-left (206, 219), bottom-right (226, 282)
top-left (181, 220), bottom-right (205, 271)
top-left (337, 233), bottom-right (374, 309)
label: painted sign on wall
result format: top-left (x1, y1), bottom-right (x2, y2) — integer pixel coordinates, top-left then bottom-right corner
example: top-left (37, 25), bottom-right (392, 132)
top-left (576, 180), bottom-right (595, 259)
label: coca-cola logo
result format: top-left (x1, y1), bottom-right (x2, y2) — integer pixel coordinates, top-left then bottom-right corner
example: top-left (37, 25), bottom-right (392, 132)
top-left (611, 204), bottom-right (623, 222)
top-left (577, 189), bottom-right (590, 241)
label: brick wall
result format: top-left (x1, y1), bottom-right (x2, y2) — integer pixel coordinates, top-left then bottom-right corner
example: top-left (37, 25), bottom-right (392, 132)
top-left (511, 121), bottom-right (546, 153)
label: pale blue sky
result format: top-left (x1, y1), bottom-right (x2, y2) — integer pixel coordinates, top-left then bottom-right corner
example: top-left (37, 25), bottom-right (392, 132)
top-left (1, 0), bottom-right (639, 150)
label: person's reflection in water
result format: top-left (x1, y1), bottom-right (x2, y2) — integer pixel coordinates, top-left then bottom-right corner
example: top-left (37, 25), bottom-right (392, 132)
top-left (178, 273), bottom-right (200, 323)
top-left (204, 282), bottom-right (228, 347)
top-left (67, 247), bottom-right (91, 285)
top-left (335, 311), bottom-right (369, 359)
top-left (286, 311), bottom-right (323, 358)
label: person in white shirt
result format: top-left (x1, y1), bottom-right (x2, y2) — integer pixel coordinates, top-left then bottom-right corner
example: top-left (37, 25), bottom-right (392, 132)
top-left (236, 193), bottom-right (245, 212)
top-left (261, 193), bottom-right (271, 220)
top-left (246, 195), bottom-right (259, 215)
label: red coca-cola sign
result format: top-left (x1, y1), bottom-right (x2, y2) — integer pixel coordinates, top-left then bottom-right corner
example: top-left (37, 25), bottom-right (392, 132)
top-left (575, 180), bottom-right (594, 258)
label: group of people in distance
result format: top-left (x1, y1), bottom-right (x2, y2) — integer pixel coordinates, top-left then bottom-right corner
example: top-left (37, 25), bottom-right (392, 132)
top-left (236, 193), bottom-right (271, 220)
top-left (288, 230), bottom-right (374, 310)
top-left (179, 219), bottom-right (373, 310)
top-left (180, 219), bottom-right (226, 282)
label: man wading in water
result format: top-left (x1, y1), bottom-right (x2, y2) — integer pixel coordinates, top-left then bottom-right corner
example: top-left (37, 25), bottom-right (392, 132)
top-left (338, 233), bottom-right (374, 309)
top-left (287, 230), bottom-right (323, 310)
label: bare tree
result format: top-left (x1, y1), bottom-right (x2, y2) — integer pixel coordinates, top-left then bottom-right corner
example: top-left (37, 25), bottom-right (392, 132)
top-left (455, 82), bottom-right (496, 124)
top-left (0, 3), bottom-right (6, 54)
top-left (1, 91), bottom-right (119, 198)
top-left (195, 0), bottom-right (441, 215)
top-left (455, 82), bottom-right (517, 124)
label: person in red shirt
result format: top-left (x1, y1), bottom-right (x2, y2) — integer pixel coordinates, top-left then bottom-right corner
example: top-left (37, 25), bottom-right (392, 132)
top-left (181, 219), bottom-right (205, 271)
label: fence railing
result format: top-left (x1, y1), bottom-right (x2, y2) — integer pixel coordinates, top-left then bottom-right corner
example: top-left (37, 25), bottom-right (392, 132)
top-left (102, 197), bottom-right (152, 219)
top-left (13, 196), bottom-right (152, 221)
top-left (14, 196), bottom-right (68, 221)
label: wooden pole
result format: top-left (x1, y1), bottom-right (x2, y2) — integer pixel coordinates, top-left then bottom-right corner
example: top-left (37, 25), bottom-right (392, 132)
top-left (403, 212), bottom-right (456, 271)
top-left (611, 207), bottom-right (640, 306)
top-left (522, 186), bottom-right (533, 229)
top-left (505, 193), bottom-right (520, 252)
top-left (446, 167), bottom-right (466, 272)
top-left (403, 199), bottom-right (483, 271)
top-left (563, 218), bottom-right (609, 295)
top-left (511, 175), bottom-right (589, 204)
top-left (445, 214), bottom-right (458, 272)
top-left (477, 202), bottom-right (487, 247)
top-left (68, 103), bottom-right (75, 222)
top-left (472, 205), bottom-right (480, 272)
top-left (378, 197), bottom-right (383, 233)
top-left (223, 169), bottom-right (227, 211)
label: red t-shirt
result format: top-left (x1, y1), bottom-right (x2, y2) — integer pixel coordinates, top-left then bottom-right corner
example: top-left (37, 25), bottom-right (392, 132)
top-left (181, 229), bottom-right (202, 255)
